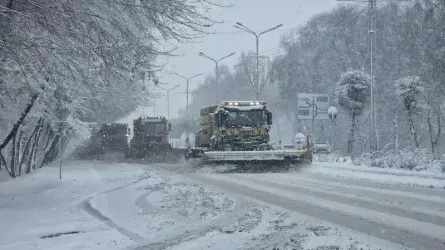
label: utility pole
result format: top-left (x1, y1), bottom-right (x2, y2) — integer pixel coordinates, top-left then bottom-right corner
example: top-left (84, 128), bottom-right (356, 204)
top-left (233, 22), bottom-right (283, 100)
top-left (158, 84), bottom-right (180, 119)
top-left (198, 52), bottom-right (236, 104)
top-left (174, 73), bottom-right (203, 118)
top-left (369, 0), bottom-right (377, 152)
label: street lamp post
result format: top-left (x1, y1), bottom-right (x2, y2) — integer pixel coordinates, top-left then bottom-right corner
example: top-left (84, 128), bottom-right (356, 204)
top-left (233, 22), bottom-right (283, 100)
top-left (174, 73), bottom-right (203, 118)
top-left (198, 52), bottom-right (236, 104)
top-left (158, 84), bottom-right (180, 119)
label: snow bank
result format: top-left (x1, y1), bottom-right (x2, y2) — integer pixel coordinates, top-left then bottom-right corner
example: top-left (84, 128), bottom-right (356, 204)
top-left (359, 148), bottom-right (441, 172)
top-left (310, 161), bottom-right (445, 188)
top-left (316, 148), bottom-right (444, 175)
top-left (0, 161), bottom-right (144, 250)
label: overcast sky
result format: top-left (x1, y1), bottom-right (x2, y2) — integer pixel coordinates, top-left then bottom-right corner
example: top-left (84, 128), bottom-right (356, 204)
top-left (119, 0), bottom-right (345, 124)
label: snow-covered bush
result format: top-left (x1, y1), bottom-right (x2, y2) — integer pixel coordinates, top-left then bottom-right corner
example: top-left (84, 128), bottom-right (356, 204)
top-left (360, 148), bottom-right (435, 171)
top-left (336, 70), bottom-right (371, 115)
top-left (314, 152), bottom-right (350, 163)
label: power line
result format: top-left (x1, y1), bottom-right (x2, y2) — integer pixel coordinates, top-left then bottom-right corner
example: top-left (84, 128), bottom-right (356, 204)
top-left (260, 45), bottom-right (285, 54)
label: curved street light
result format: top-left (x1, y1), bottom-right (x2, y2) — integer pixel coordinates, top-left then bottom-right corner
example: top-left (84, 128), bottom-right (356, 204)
top-left (173, 73), bottom-right (203, 118)
top-left (158, 84), bottom-right (180, 119)
top-left (233, 22), bottom-right (283, 100)
top-left (198, 51), bottom-right (236, 104)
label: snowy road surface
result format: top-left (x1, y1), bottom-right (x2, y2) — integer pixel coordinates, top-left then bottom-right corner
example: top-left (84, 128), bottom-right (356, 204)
top-left (1, 160), bottom-right (444, 249)
top-left (183, 167), bottom-right (445, 250)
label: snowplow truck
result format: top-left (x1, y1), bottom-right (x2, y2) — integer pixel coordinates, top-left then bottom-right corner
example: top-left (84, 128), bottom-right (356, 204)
top-left (127, 116), bottom-right (183, 162)
top-left (73, 123), bottom-right (130, 159)
top-left (185, 101), bottom-right (312, 164)
top-left (100, 123), bottom-right (130, 153)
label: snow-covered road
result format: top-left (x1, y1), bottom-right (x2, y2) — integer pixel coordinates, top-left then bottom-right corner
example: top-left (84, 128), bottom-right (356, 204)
top-left (1, 160), bottom-right (444, 250)
top-left (183, 168), bottom-right (445, 250)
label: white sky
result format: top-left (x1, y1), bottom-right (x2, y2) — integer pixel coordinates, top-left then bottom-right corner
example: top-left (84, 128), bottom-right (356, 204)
top-left (119, 0), bottom-right (344, 124)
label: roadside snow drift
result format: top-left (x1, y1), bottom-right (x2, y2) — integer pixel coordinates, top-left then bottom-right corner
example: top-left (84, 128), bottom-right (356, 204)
top-left (0, 161), bottom-right (143, 250)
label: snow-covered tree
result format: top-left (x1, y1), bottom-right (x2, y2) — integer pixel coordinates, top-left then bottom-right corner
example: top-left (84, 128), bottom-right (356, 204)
top-left (0, 0), bottom-right (222, 177)
top-left (336, 70), bottom-right (370, 155)
top-left (268, 0), bottom-right (444, 155)
top-left (395, 76), bottom-right (424, 148)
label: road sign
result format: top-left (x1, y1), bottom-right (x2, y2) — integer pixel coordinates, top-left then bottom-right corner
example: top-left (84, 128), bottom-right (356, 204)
top-left (297, 93), bottom-right (330, 120)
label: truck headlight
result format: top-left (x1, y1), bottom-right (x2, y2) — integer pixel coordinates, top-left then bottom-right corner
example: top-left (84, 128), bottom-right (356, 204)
top-left (254, 129), bottom-right (264, 135)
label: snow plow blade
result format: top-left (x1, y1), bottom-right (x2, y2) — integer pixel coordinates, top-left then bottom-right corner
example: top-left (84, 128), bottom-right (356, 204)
top-left (126, 145), bottom-right (185, 163)
top-left (203, 149), bottom-right (312, 164)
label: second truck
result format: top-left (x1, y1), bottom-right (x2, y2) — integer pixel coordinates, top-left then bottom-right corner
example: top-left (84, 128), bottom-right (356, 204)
top-left (127, 116), bottom-right (184, 162)
top-left (186, 101), bottom-right (312, 164)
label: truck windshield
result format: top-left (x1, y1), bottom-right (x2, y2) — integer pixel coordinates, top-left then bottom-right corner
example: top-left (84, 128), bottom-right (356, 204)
top-left (223, 110), bottom-right (267, 127)
top-left (102, 125), bottom-right (126, 136)
top-left (140, 122), bottom-right (166, 134)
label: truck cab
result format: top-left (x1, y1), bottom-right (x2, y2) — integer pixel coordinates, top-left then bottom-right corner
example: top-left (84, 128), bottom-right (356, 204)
top-left (206, 101), bottom-right (273, 151)
top-left (99, 123), bottom-right (130, 152)
top-left (131, 116), bottom-right (171, 148)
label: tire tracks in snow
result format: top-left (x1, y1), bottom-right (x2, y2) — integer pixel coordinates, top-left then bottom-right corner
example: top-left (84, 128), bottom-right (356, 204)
top-left (78, 165), bottom-right (252, 250)
top-left (243, 174), bottom-right (445, 225)
top-left (132, 183), bottom-right (250, 250)
top-left (78, 178), bottom-right (146, 243)
top-left (188, 173), bottom-right (445, 250)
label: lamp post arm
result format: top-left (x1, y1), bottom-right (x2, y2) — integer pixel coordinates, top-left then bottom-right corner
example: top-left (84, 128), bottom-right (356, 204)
top-left (259, 24), bottom-right (283, 36)
top-left (189, 73), bottom-right (203, 80)
top-left (157, 86), bottom-right (167, 91)
top-left (169, 84), bottom-right (180, 91)
top-left (217, 52), bottom-right (236, 63)
top-left (233, 25), bottom-right (256, 35)
top-left (174, 73), bottom-right (187, 81)
top-left (234, 22), bottom-right (256, 35)
top-left (198, 52), bottom-right (217, 63)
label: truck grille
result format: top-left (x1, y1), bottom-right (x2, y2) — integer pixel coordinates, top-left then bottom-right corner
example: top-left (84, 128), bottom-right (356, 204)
top-left (239, 129), bottom-right (253, 135)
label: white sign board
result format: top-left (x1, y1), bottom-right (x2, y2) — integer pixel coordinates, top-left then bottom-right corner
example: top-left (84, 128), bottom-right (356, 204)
top-left (297, 93), bottom-right (330, 120)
